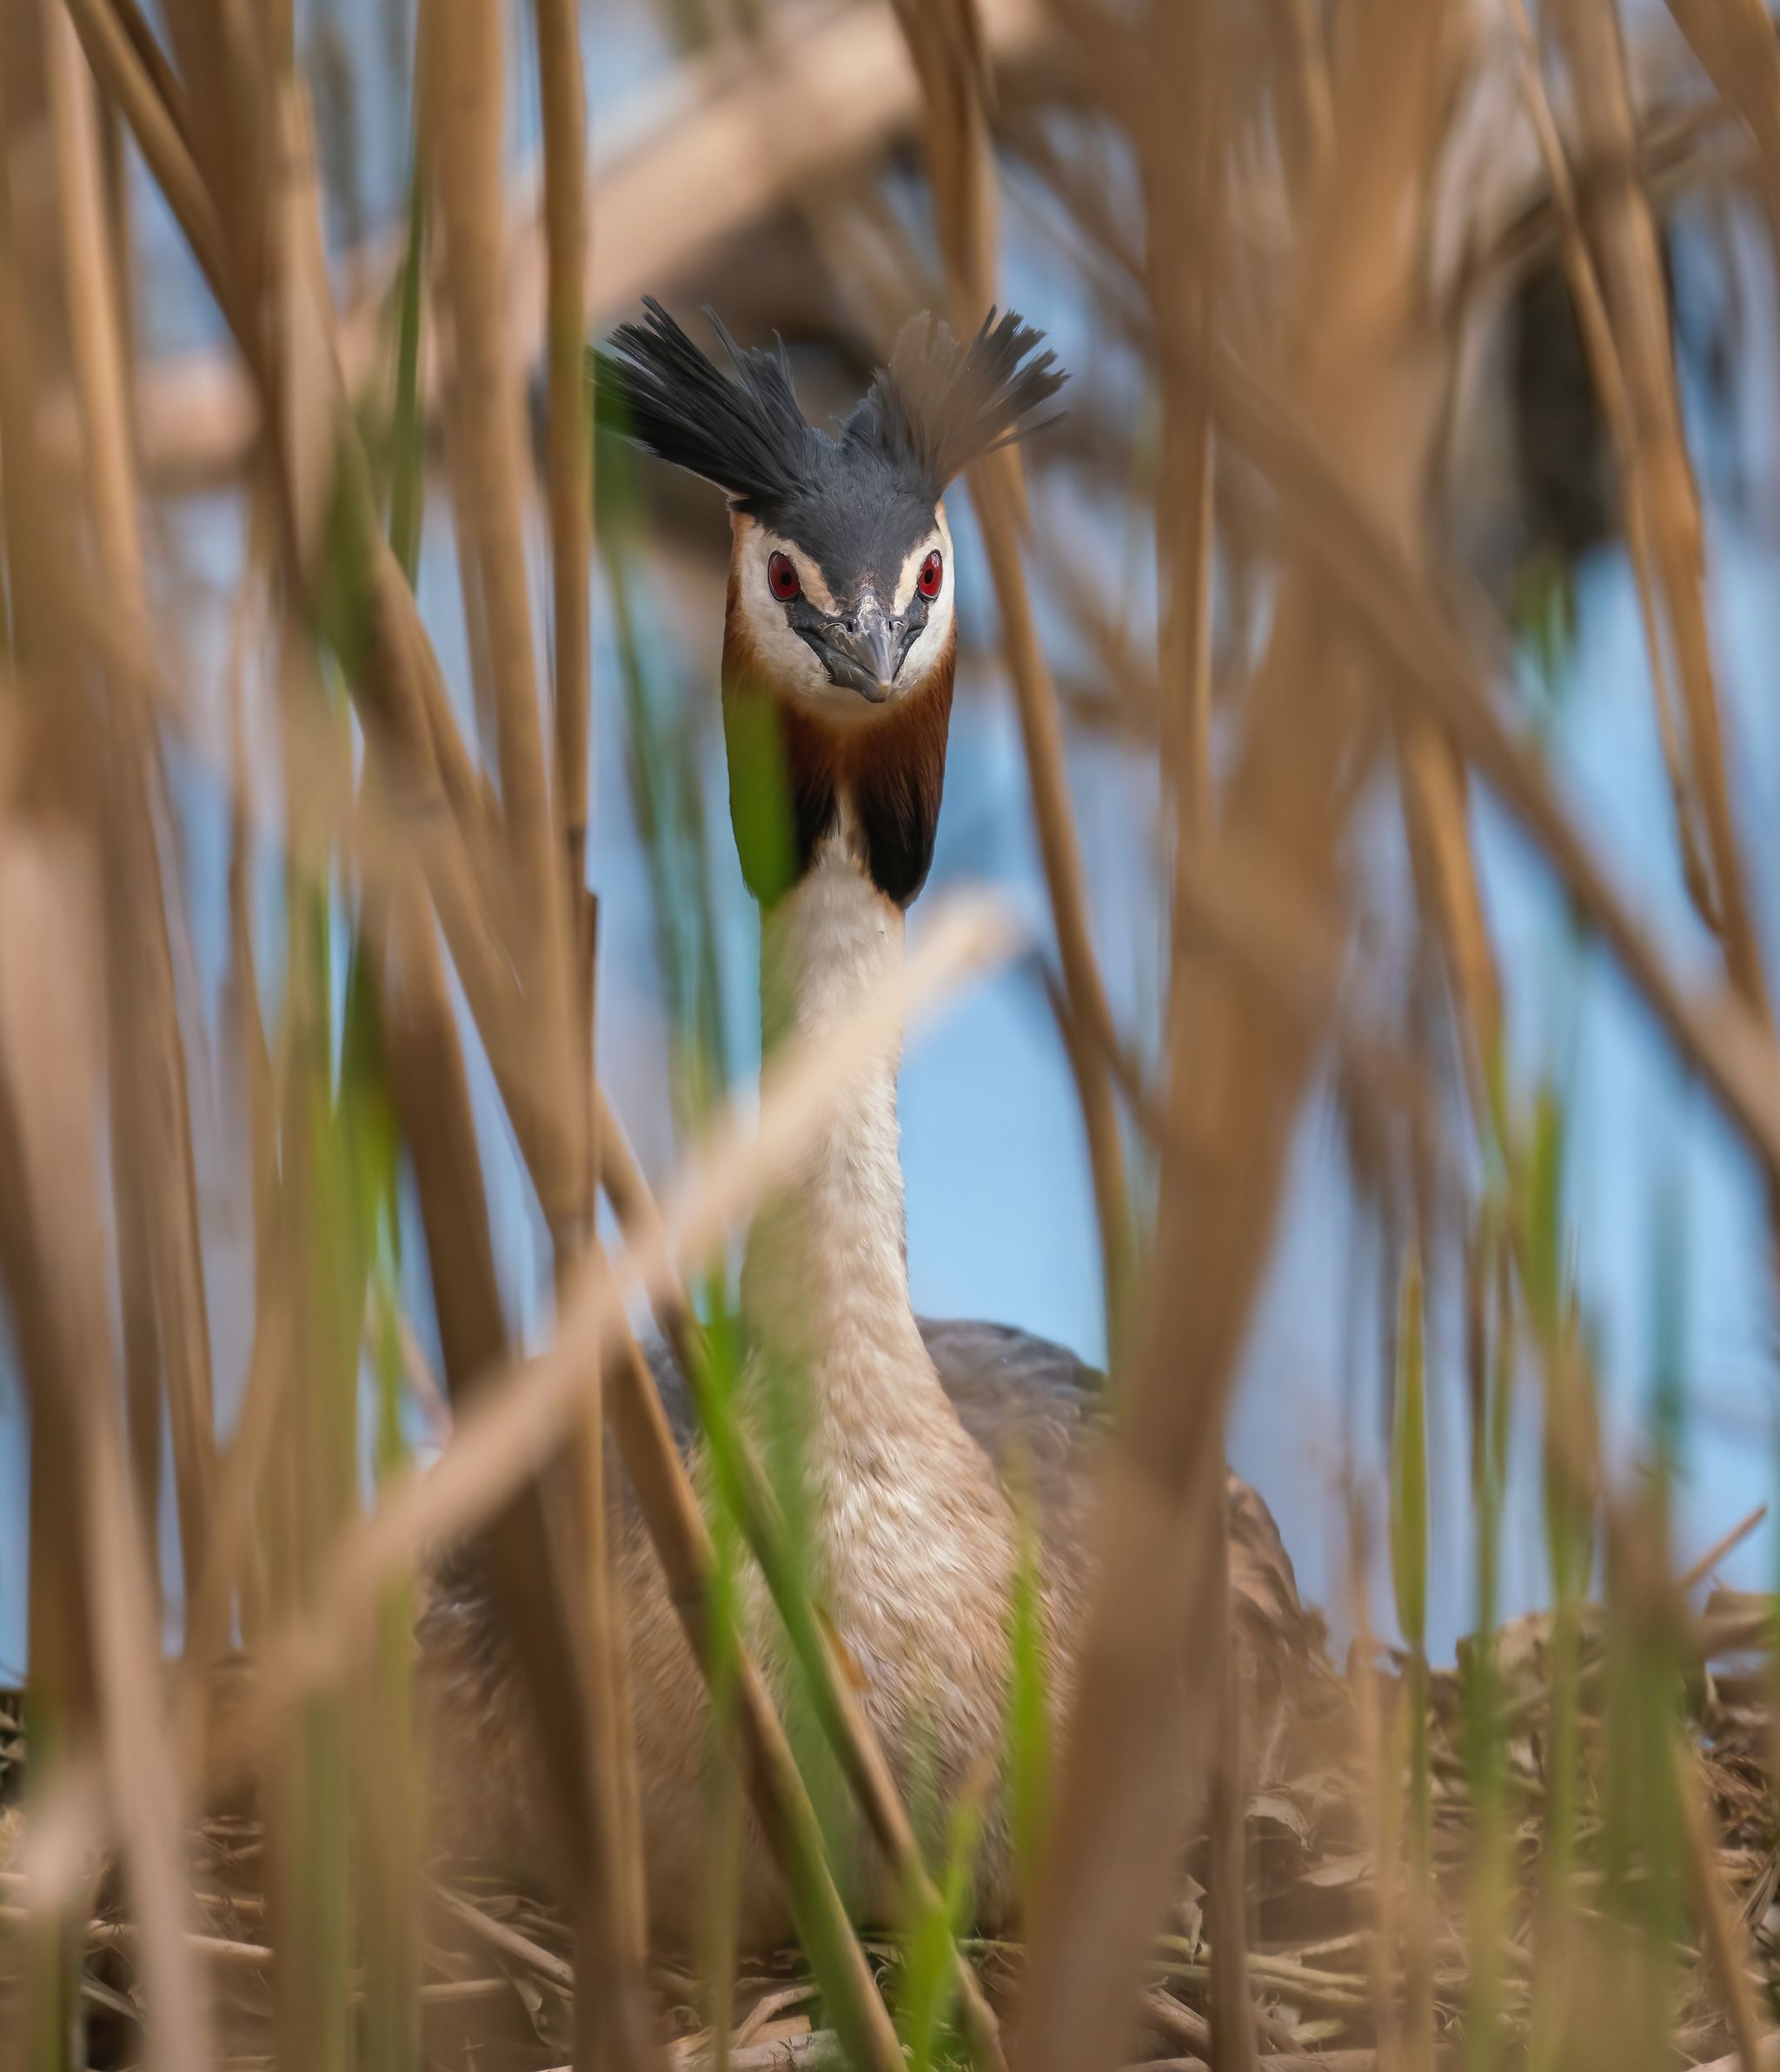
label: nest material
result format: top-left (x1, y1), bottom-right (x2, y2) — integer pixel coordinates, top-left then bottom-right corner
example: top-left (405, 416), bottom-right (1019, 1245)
top-left (0, 1591), bottom-right (1773, 2070)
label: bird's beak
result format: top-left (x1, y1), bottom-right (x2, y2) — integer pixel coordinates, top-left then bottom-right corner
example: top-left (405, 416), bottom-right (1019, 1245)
top-left (813, 597), bottom-right (901, 704)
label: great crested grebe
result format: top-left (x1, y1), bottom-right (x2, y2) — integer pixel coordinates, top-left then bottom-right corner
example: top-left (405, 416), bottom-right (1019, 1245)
top-left (424, 302), bottom-right (1325, 1946)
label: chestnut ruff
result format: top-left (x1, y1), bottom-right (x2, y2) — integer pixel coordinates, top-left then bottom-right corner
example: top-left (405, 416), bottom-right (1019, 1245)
top-left (722, 561), bottom-right (957, 909)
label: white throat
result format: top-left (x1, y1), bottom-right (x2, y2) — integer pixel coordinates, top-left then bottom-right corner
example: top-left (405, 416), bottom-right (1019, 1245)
top-left (734, 820), bottom-right (1030, 1914)
top-left (740, 826), bottom-right (927, 1405)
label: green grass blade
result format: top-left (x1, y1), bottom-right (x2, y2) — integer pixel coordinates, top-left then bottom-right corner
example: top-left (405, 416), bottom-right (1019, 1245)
top-left (1390, 1245), bottom-right (1427, 1657)
top-left (1005, 1458), bottom-right (1052, 1925)
top-left (388, 142), bottom-right (427, 587)
top-left (1463, 1212), bottom-right (1513, 2072)
top-left (1390, 1243), bottom-right (1432, 2063)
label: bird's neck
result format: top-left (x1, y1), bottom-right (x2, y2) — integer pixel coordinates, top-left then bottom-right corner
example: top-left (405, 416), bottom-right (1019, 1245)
top-left (739, 827), bottom-right (947, 1450)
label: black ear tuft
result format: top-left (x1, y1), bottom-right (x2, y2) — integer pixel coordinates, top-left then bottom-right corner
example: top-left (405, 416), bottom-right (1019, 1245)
top-left (590, 298), bottom-right (821, 515)
top-left (845, 309), bottom-right (1067, 495)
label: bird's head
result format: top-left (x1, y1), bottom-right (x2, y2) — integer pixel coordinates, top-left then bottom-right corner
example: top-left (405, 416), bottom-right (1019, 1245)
top-left (594, 300), bottom-right (1066, 904)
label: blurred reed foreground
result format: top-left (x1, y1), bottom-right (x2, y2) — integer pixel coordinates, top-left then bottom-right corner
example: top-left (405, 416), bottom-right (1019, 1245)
top-left (9, 0), bottom-right (1780, 2069)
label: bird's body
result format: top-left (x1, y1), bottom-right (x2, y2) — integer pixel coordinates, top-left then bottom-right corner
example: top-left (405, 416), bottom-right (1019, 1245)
top-left (423, 303), bottom-right (1327, 1947)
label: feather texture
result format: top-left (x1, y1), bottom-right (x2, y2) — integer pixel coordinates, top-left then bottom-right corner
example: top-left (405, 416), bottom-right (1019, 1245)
top-left (845, 308), bottom-right (1068, 495)
top-left (592, 299), bottom-right (1066, 523)
top-left (592, 296), bottom-right (822, 514)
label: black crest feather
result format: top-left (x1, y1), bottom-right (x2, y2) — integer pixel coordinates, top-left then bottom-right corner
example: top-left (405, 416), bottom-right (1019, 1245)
top-left (592, 297), bottom-right (821, 516)
top-left (845, 308), bottom-right (1068, 497)
top-left (592, 301), bottom-right (1066, 531)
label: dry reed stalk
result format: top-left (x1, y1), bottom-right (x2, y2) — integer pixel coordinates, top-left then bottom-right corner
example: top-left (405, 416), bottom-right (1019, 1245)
top-left (0, 167), bottom-right (97, 2068)
top-left (42, 2), bottom-right (139, 590)
top-left (70, 0), bottom-right (497, 909)
top-left (435, 3), bottom-right (650, 2022)
top-left (183, 1185), bottom-right (294, 1680)
top-left (981, 469), bottom-right (1137, 1344)
top-left (272, 75), bottom-right (348, 585)
top-left (61, 0), bottom-right (233, 328)
top-left (1139, 2), bottom-right (1217, 846)
top-left (1391, 39), bottom-right (1772, 2050)
top-left (1010, 3), bottom-right (1462, 2067)
top-left (591, 1089), bottom-right (1008, 2072)
top-left (1671, 1733), bottom-right (1764, 2072)
top-left (1130, 14), bottom-right (1256, 2065)
top-left (1502, 0), bottom-right (1720, 942)
top-left (1676, 1503), bottom-right (1767, 1594)
top-left (30, 22), bottom-right (220, 1617)
top-left (1396, 722), bottom-right (1504, 1092)
top-left (392, 568), bottom-right (497, 837)
top-left (571, 1285), bottom-right (648, 2069)
top-left (115, 0), bottom-right (570, 1247)
top-left (1552, 0), bottom-right (1770, 1025)
top-left (893, 0), bottom-right (1135, 1363)
top-left (0, 808), bottom-right (209, 2072)
top-left (1200, 335), bottom-right (1780, 1182)
top-left (123, 19), bottom-right (650, 2055)
top-left (530, 0), bottom-right (649, 1996)
top-left (435, 1888), bottom-right (577, 1995)
top-left (1263, 0), bottom-right (1334, 209)
top-left (1662, 0), bottom-right (1780, 233)
top-left (107, 987), bottom-right (164, 1621)
top-left (117, 0), bottom-right (1056, 484)
top-left (422, 0), bottom-right (583, 1240)
top-left (205, 527), bottom-right (281, 1650)
top-left (533, 0), bottom-right (594, 900)
top-left (43, 0), bottom-right (159, 1604)
top-left (437, 395), bottom-right (501, 770)
top-left (151, 0), bottom-right (267, 321)
top-left (81, 603), bottom-right (222, 1578)
top-left (355, 561), bottom-right (547, 1084)
top-left (105, 0), bottom-right (191, 151)
top-left (278, 891), bottom-right (1018, 1677)
top-left (375, 866), bottom-right (660, 2072)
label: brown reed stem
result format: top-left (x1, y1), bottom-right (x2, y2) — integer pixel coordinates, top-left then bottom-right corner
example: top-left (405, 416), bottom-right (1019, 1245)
top-left (1552, 0), bottom-right (1770, 1026)
top-left (1011, 3), bottom-right (1461, 2064)
top-left (1136, 14), bottom-right (1256, 2063)
top-left (62, 0), bottom-right (233, 329)
top-left (534, 0), bottom-right (594, 901)
top-left (894, 0), bottom-right (1135, 1371)
top-left (1662, 0), bottom-right (1780, 234)
top-left (43, 3), bottom-right (140, 593)
top-left (1199, 335), bottom-right (1780, 1182)
top-left (104, 0), bottom-right (192, 155)
top-left (375, 867), bottom-right (659, 2072)
top-left (151, 0), bottom-right (268, 322)
top-left (0, 810), bottom-right (209, 2072)
top-left (43, 0), bottom-right (160, 1610)
top-left (529, 5), bottom-right (640, 1983)
top-left (423, 1), bottom-right (581, 1241)
top-left (1504, 0), bottom-right (1720, 938)
top-left (31, 30), bottom-right (219, 1618)
top-left (1672, 1732), bottom-right (1764, 2072)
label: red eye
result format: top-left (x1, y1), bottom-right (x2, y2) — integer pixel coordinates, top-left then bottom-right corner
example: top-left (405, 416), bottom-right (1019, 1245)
top-left (917, 549), bottom-right (944, 600)
top-left (767, 551), bottom-right (801, 602)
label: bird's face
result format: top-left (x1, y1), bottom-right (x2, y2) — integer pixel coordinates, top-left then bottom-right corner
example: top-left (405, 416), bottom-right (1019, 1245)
top-left (728, 503), bottom-right (955, 717)
top-left (594, 301), bottom-right (1066, 904)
